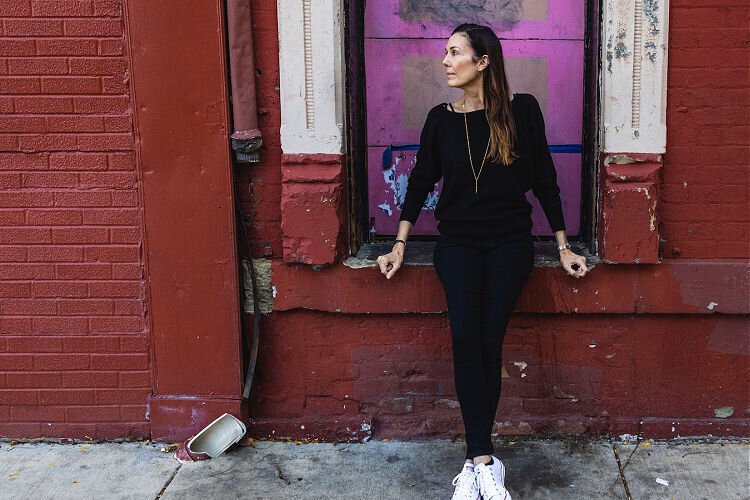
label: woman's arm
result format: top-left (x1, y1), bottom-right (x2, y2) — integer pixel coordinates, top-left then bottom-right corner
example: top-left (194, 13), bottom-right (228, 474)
top-left (527, 95), bottom-right (588, 278)
top-left (378, 107), bottom-right (442, 280)
top-left (376, 220), bottom-right (413, 279)
top-left (554, 229), bottom-right (588, 278)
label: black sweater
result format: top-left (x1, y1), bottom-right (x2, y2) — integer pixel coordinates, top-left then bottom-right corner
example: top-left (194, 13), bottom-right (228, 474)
top-left (399, 93), bottom-right (566, 239)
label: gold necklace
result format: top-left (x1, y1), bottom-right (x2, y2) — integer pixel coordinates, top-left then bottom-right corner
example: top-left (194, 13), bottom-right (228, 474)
top-left (462, 98), bottom-right (490, 193)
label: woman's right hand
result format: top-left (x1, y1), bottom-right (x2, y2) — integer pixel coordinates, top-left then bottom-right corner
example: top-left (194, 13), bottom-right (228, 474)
top-left (376, 246), bottom-right (404, 280)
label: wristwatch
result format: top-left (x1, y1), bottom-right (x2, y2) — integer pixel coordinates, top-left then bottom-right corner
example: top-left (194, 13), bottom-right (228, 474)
top-left (557, 242), bottom-right (571, 252)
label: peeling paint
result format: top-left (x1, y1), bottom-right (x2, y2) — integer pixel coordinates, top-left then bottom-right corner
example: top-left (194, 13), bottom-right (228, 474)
top-left (707, 302), bottom-right (718, 310)
top-left (513, 361), bottom-right (527, 378)
top-left (643, 0), bottom-right (661, 35)
top-left (436, 398), bottom-right (460, 409)
top-left (382, 160), bottom-right (438, 213)
top-left (614, 30), bottom-right (631, 60)
top-left (343, 256), bottom-right (378, 269)
top-left (649, 199), bottom-right (657, 231)
top-left (714, 407), bottom-right (734, 418)
top-left (604, 154), bottom-right (637, 166)
top-left (377, 202), bottom-right (393, 216)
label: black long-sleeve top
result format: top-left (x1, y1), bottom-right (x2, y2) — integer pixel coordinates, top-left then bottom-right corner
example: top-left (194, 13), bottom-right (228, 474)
top-left (399, 93), bottom-right (566, 239)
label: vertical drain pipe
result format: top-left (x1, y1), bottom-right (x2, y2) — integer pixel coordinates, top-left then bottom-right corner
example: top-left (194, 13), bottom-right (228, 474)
top-left (227, 0), bottom-right (263, 162)
top-left (226, 0), bottom-right (262, 399)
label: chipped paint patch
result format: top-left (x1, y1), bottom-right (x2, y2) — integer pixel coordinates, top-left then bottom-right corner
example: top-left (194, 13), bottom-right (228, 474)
top-left (382, 161), bottom-right (438, 213)
top-left (614, 30), bottom-right (631, 60)
top-left (377, 202), bottom-right (392, 216)
top-left (513, 361), bottom-right (527, 378)
top-left (635, 186), bottom-right (651, 199)
top-left (707, 301), bottom-right (718, 310)
top-left (643, 0), bottom-right (661, 35)
top-left (436, 398), bottom-right (460, 409)
top-left (604, 154), bottom-right (637, 166)
top-left (649, 199), bottom-right (657, 231)
top-left (714, 407), bottom-right (734, 418)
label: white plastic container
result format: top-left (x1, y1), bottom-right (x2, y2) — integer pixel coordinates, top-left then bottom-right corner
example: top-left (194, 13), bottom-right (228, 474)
top-left (187, 413), bottom-right (247, 458)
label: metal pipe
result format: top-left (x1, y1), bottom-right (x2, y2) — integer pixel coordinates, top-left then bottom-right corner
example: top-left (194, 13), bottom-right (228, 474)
top-left (227, 0), bottom-right (262, 162)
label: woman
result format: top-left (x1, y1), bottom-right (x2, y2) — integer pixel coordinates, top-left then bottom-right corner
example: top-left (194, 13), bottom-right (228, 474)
top-left (376, 23), bottom-right (589, 499)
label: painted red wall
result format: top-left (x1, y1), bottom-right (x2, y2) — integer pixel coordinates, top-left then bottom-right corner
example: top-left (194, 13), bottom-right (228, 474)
top-left (0, 0), bottom-right (150, 439)
top-left (1, 0), bottom-right (747, 442)
top-left (244, 0), bottom-right (749, 441)
top-left (661, 2), bottom-right (749, 259)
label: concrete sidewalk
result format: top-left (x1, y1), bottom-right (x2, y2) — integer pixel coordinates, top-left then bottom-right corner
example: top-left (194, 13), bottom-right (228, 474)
top-left (1, 437), bottom-right (748, 499)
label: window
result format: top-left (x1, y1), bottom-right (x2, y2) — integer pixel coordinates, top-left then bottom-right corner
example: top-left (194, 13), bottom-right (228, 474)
top-left (347, 0), bottom-right (600, 252)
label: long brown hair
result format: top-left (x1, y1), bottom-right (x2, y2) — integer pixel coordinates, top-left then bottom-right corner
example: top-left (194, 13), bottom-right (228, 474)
top-left (452, 23), bottom-right (518, 165)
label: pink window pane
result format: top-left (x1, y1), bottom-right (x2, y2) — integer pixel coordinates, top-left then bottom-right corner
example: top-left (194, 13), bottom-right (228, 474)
top-left (365, 1), bottom-right (585, 237)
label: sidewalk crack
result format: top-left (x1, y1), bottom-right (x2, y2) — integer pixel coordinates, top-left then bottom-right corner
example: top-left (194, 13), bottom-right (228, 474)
top-left (612, 444), bottom-right (633, 500)
top-left (155, 464), bottom-right (182, 499)
top-left (273, 461), bottom-right (291, 485)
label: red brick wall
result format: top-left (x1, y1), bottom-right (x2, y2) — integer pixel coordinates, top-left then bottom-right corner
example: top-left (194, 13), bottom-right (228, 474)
top-left (236, 0), bottom-right (283, 258)
top-left (1, 0), bottom-right (747, 442)
top-left (239, 0), bottom-right (749, 442)
top-left (661, 1), bottom-right (750, 259)
top-left (247, 312), bottom-right (749, 439)
top-left (0, 0), bottom-right (149, 439)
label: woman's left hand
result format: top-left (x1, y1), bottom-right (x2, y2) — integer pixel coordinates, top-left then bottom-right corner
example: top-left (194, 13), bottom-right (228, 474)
top-left (559, 249), bottom-right (588, 278)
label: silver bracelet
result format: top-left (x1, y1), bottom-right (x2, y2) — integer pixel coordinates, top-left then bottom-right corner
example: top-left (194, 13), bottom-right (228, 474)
top-left (557, 242), bottom-right (571, 252)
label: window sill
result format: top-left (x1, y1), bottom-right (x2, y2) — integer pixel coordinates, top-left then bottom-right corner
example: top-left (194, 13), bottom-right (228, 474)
top-left (350, 241), bottom-right (598, 268)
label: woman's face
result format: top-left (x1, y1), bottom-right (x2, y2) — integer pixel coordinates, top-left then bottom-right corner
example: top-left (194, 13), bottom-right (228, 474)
top-left (442, 33), bottom-right (486, 89)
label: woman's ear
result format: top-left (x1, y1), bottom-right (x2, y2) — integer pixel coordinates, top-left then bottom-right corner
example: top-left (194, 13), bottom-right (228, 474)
top-left (478, 55), bottom-right (489, 72)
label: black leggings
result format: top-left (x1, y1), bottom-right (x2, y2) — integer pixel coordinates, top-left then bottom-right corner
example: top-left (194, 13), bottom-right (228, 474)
top-left (433, 233), bottom-right (534, 459)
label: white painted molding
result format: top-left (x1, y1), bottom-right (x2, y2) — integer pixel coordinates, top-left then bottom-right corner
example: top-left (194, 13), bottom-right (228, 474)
top-left (277, 0), bottom-right (345, 154)
top-left (601, 0), bottom-right (669, 153)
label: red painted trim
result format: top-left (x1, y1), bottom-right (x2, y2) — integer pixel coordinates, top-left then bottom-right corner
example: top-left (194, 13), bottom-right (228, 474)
top-left (149, 396), bottom-right (247, 442)
top-left (245, 416), bottom-right (750, 441)
top-left (124, 0), bottom-right (244, 437)
top-left (280, 155), bottom-right (347, 265)
top-left (272, 259), bottom-right (750, 314)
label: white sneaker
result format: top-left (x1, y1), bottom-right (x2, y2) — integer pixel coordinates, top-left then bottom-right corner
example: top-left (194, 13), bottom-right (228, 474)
top-left (451, 463), bottom-right (480, 500)
top-left (475, 457), bottom-right (511, 500)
